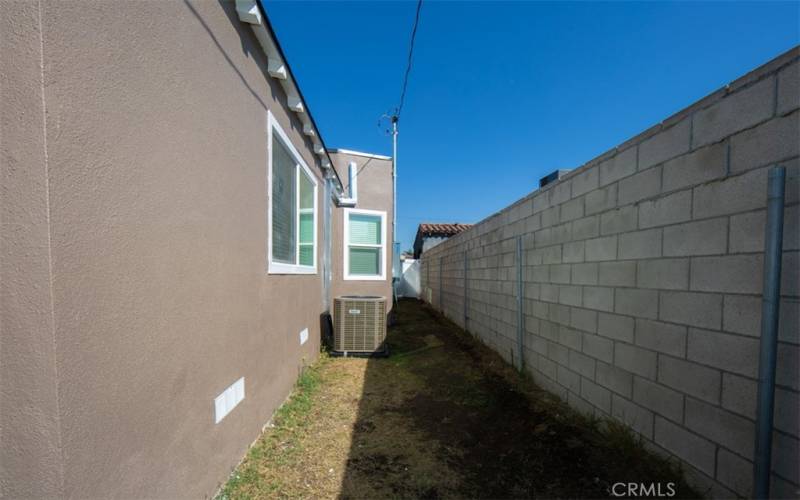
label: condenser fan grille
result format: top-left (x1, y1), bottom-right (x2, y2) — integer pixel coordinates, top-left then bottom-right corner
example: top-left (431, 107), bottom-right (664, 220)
top-left (333, 296), bottom-right (387, 353)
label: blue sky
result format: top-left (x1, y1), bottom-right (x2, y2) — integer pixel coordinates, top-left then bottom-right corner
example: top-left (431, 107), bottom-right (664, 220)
top-left (264, 1), bottom-right (799, 250)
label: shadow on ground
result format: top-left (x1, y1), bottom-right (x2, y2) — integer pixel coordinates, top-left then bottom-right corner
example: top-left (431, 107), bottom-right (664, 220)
top-left (338, 298), bottom-right (698, 499)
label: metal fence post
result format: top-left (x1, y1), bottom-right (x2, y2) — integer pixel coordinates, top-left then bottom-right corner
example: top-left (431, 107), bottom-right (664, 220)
top-left (439, 256), bottom-right (444, 312)
top-left (753, 166), bottom-right (786, 499)
top-left (463, 250), bottom-right (468, 330)
top-left (516, 236), bottom-right (524, 371)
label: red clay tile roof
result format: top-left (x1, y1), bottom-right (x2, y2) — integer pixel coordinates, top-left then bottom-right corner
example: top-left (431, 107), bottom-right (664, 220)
top-left (417, 223), bottom-right (473, 237)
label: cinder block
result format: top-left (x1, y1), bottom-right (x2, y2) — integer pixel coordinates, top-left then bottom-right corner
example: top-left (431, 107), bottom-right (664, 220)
top-left (723, 294), bottom-right (761, 337)
top-left (637, 258), bottom-right (689, 290)
top-left (690, 254), bottom-right (763, 294)
top-left (654, 416), bottom-right (716, 476)
top-left (659, 291), bottom-right (722, 329)
top-left (717, 448), bottom-right (753, 497)
top-left (777, 61), bottom-right (799, 115)
top-left (568, 391), bottom-right (596, 416)
top-left (557, 285), bottom-right (581, 307)
top-left (560, 197), bottom-right (584, 222)
top-left (721, 372), bottom-right (756, 419)
top-left (612, 395), bottom-right (654, 438)
top-left (541, 206), bottom-right (560, 228)
top-left (638, 190), bottom-right (692, 229)
top-left (663, 218), bottom-right (727, 257)
top-left (571, 263), bottom-right (598, 285)
top-left (639, 118), bottom-right (691, 170)
top-left (779, 299), bottom-right (799, 345)
top-left (688, 328), bottom-right (759, 377)
top-left (583, 286), bottom-right (614, 312)
top-left (598, 261), bottom-right (636, 287)
top-left (568, 349), bottom-right (596, 378)
top-left (662, 142), bottom-right (726, 192)
top-left (585, 235), bottom-right (617, 262)
top-left (685, 397), bottom-right (755, 458)
top-left (572, 166), bottom-right (599, 197)
top-left (571, 307), bottom-right (598, 333)
top-left (600, 206), bottom-right (638, 235)
top-left (540, 283), bottom-right (558, 302)
top-left (693, 76), bottom-right (775, 147)
top-left (538, 356), bottom-right (557, 380)
top-left (572, 215), bottom-right (600, 240)
top-left (693, 167), bottom-right (767, 219)
top-left (585, 183), bottom-right (618, 215)
top-left (730, 206), bottom-right (799, 253)
top-left (634, 319), bottom-right (687, 357)
top-left (615, 288), bottom-right (659, 319)
top-left (782, 251), bottom-right (799, 297)
top-left (533, 191), bottom-right (550, 214)
top-left (562, 241), bottom-right (584, 263)
top-left (549, 180), bottom-right (572, 206)
top-left (633, 377), bottom-right (684, 422)
top-left (599, 147), bottom-right (637, 186)
top-left (598, 313), bottom-right (634, 343)
top-left (777, 341), bottom-right (799, 390)
top-left (558, 326), bottom-right (583, 351)
top-left (619, 228), bottom-right (662, 260)
top-left (549, 303), bottom-right (571, 326)
top-left (775, 386), bottom-right (800, 439)
top-left (581, 378), bottom-right (612, 413)
top-left (582, 332), bottom-right (613, 363)
top-left (772, 432), bottom-right (800, 484)
top-left (615, 343), bottom-right (657, 379)
top-left (618, 166), bottom-right (662, 205)
top-left (557, 364), bottom-right (581, 393)
top-left (550, 263), bottom-right (570, 283)
top-left (658, 356), bottom-right (721, 404)
top-left (730, 111), bottom-right (799, 173)
top-left (597, 361), bottom-right (633, 397)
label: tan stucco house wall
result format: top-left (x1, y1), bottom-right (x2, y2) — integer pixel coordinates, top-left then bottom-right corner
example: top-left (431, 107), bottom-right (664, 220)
top-left (0, 1), bottom-right (393, 497)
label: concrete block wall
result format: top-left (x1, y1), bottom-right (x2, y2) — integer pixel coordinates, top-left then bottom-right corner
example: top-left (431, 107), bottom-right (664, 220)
top-left (421, 47), bottom-right (800, 498)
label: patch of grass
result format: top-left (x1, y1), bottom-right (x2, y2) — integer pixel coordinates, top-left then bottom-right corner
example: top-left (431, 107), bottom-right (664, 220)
top-left (216, 356), bottom-right (326, 500)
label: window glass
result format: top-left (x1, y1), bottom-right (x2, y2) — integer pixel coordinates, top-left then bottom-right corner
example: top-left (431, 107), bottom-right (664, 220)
top-left (298, 170), bottom-right (314, 266)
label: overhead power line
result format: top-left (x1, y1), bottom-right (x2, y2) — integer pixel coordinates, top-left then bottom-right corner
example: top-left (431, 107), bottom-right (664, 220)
top-left (395, 0), bottom-right (423, 120)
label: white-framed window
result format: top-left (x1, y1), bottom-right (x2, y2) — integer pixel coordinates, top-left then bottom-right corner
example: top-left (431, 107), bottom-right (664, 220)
top-left (343, 208), bottom-right (387, 281)
top-left (267, 111), bottom-right (317, 274)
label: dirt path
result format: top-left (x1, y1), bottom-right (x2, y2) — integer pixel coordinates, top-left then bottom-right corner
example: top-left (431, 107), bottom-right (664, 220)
top-left (219, 299), bottom-right (697, 499)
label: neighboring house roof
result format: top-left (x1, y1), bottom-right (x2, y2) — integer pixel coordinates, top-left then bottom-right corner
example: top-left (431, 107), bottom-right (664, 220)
top-left (417, 223), bottom-right (473, 237)
top-left (413, 223), bottom-right (473, 258)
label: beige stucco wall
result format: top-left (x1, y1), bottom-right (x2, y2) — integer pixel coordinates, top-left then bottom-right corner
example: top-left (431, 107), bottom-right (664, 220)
top-left (2, 1), bottom-right (332, 497)
top-left (330, 151), bottom-right (394, 311)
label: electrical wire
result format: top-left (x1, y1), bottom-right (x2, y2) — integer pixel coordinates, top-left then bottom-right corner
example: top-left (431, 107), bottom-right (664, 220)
top-left (395, 0), bottom-right (423, 120)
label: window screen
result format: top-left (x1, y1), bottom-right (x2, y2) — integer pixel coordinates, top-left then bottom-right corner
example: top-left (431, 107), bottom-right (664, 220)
top-left (271, 137), bottom-right (296, 264)
top-left (298, 170), bottom-right (314, 267)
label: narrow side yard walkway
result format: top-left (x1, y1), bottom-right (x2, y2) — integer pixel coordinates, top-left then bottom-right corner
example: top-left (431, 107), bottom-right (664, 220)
top-left (219, 299), bottom-right (698, 499)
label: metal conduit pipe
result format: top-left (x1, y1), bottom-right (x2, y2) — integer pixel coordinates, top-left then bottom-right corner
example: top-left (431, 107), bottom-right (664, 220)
top-left (752, 165), bottom-right (786, 499)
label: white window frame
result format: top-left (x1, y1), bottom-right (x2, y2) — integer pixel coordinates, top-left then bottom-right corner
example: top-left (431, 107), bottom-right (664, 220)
top-left (343, 207), bottom-right (387, 281)
top-left (267, 110), bottom-right (318, 275)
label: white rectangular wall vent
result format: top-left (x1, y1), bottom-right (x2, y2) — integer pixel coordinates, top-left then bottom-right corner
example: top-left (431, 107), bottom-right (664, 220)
top-left (299, 327), bottom-right (309, 345)
top-left (214, 377), bottom-right (245, 424)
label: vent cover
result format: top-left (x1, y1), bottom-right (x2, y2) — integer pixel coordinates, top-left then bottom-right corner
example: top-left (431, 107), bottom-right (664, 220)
top-left (333, 296), bottom-right (387, 354)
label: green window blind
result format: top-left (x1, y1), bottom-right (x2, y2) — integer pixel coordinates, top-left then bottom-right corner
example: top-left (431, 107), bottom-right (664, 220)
top-left (271, 137), bottom-right (296, 264)
top-left (349, 247), bottom-right (381, 275)
top-left (349, 214), bottom-right (381, 245)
